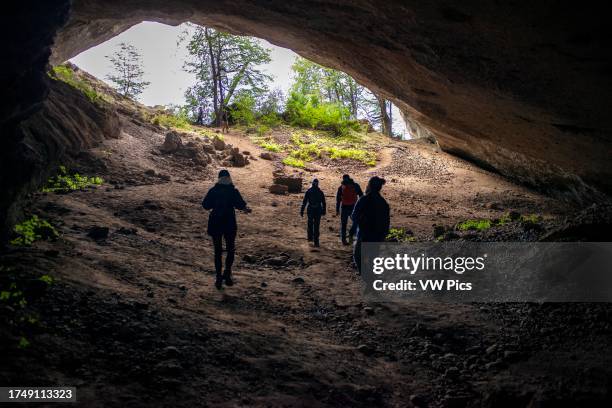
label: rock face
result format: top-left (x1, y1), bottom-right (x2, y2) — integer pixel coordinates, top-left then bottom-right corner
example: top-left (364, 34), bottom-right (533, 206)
top-left (0, 75), bottom-right (120, 240)
top-left (2, 1), bottom-right (612, 237)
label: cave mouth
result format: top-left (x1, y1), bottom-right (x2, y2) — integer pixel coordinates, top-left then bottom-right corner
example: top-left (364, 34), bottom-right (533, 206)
top-left (3, 3), bottom-right (612, 406)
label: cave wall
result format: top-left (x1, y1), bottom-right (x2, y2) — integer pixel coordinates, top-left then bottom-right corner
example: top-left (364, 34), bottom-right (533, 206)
top-left (0, 73), bottom-right (120, 242)
top-left (2, 0), bottom-right (612, 239)
top-left (49, 0), bottom-right (612, 202)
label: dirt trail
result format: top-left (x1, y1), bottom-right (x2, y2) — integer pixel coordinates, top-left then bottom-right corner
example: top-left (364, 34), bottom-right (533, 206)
top-left (2, 120), bottom-right (610, 408)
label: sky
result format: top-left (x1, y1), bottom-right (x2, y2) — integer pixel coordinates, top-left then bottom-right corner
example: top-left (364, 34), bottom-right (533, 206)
top-left (70, 21), bottom-right (407, 136)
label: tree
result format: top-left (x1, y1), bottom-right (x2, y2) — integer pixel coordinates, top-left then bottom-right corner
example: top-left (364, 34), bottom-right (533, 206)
top-left (183, 25), bottom-right (272, 125)
top-left (105, 43), bottom-right (150, 99)
top-left (289, 57), bottom-right (393, 135)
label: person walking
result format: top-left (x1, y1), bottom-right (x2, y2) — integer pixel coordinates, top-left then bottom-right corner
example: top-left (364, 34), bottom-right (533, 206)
top-left (351, 176), bottom-right (390, 273)
top-left (202, 169), bottom-right (251, 289)
top-left (335, 174), bottom-right (363, 245)
top-left (196, 106), bottom-right (204, 125)
top-left (300, 178), bottom-right (326, 247)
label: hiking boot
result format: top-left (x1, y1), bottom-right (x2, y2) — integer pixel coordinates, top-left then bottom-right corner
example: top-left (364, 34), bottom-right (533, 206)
top-left (215, 276), bottom-right (223, 290)
top-left (314, 241), bottom-right (320, 247)
top-left (341, 239), bottom-right (349, 246)
top-left (223, 271), bottom-right (234, 286)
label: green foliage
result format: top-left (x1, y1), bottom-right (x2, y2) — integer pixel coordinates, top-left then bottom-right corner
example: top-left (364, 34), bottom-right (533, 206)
top-left (282, 156), bottom-right (306, 168)
top-left (184, 25), bottom-right (272, 124)
top-left (386, 228), bottom-right (416, 242)
top-left (258, 139), bottom-right (282, 152)
top-left (520, 214), bottom-right (542, 223)
top-left (327, 147), bottom-right (376, 166)
top-left (50, 64), bottom-right (104, 104)
top-left (150, 112), bottom-right (192, 130)
top-left (456, 219), bottom-right (493, 231)
top-left (39, 275), bottom-right (54, 285)
top-left (18, 337), bottom-right (30, 349)
top-left (105, 42), bottom-right (150, 99)
top-left (42, 166), bottom-right (103, 193)
top-left (285, 92), bottom-right (361, 136)
top-left (229, 93), bottom-right (256, 126)
top-left (10, 216), bottom-right (59, 246)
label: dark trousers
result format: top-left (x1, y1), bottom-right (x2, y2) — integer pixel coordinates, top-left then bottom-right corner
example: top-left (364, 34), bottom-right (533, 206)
top-left (211, 231), bottom-right (236, 277)
top-left (340, 204), bottom-right (356, 242)
top-left (353, 237), bottom-right (362, 273)
top-left (307, 213), bottom-right (321, 244)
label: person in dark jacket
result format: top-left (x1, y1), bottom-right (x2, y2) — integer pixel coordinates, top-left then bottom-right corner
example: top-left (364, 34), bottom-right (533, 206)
top-left (351, 176), bottom-right (390, 273)
top-left (335, 174), bottom-right (363, 245)
top-left (202, 169), bottom-right (251, 289)
top-left (300, 178), bottom-right (326, 247)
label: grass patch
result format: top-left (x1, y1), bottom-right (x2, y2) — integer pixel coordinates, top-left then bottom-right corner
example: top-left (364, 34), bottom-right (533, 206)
top-left (42, 166), bottom-right (103, 193)
top-left (49, 64), bottom-right (105, 104)
top-left (386, 228), bottom-right (416, 242)
top-left (282, 156), bottom-right (306, 168)
top-left (10, 216), bottom-right (59, 246)
top-left (456, 219), bottom-right (493, 231)
top-left (327, 147), bottom-right (376, 166)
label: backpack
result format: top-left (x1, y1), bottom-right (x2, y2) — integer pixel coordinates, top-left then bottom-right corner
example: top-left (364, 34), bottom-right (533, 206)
top-left (341, 184), bottom-right (358, 206)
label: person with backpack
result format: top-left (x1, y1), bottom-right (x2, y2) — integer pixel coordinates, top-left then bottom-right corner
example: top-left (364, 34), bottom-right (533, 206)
top-left (202, 169), bottom-right (251, 289)
top-left (351, 176), bottom-right (390, 273)
top-left (300, 178), bottom-right (326, 247)
top-left (335, 174), bottom-right (363, 245)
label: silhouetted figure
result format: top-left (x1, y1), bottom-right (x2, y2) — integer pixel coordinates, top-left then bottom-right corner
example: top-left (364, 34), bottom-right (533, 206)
top-left (300, 178), bottom-right (326, 247)
top-left (196, 106), bottom-right (204, 125)
top-left (351, 176), bottom-right (390, 273)
top-left (336, 174), bottom-right (363, 245)
top-left (202, 169), bottom-right (251, 289)
top-left (220, 109), bottom-right (230, 133)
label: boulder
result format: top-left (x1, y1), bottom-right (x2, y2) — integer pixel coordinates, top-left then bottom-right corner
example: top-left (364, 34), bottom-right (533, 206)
top-left (160, 131), bottom-right (183, 153)
top-left (273, 175), bottom-right (303, 193)
top-left (230, 147), bottom-right (248, 167)
top-left (212, 137), bottom-right (225, 150)
top-left (202, 143), bottom-right (215, 154)
top-left (269, 184), bottom-right (288, 195)
top-left (260, 152), bottom-right (275, 160)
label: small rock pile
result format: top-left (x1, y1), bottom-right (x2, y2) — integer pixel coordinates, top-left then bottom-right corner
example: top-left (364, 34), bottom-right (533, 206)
top-left (159, 131), bottom-right (249, 168)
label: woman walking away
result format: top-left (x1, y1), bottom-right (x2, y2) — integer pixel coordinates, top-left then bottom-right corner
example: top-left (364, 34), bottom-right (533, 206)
top-left (202, 169), bottom-right (251, 289)
top-left (300, 178), bottom-right (326, 247)
top-left (351, 176), bottom-right (390, 273)
top-left (335, 174), bottom-right (363, 245)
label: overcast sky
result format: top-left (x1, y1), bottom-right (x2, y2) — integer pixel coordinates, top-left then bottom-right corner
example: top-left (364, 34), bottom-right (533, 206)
top-left (70, 21), bottom-right (407, 136)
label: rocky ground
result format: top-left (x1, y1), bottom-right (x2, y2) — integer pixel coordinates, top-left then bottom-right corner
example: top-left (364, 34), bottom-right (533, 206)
top-left (1, 100), bottom-right (611, 407)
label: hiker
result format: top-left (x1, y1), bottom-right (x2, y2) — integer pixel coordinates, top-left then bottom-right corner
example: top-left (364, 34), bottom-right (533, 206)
top-left (202, 169), bottom-right (251, 289)
top-left (351, 176), bottom-right (390, 273)
top-left (335, 174), bottom-right (363, 245)
top-left (220, 109), bottom-right (230, 133)
top-left (300, 178), bottom-right (326, 247)
top-left (196, 106), bottom-right (204, 125)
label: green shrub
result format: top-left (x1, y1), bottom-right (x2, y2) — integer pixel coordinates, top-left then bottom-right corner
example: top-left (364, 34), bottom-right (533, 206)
top-left (229, 93), bottom-right (256, 126)
top-left (282, 156), bottom-right (306, 168)
top-left (42, 166), bottom-right (103, 193)
top-left (456, 219), bottom-right (493, 231)
top-left (386, 228), bottom-right (416, 242)
top-left (326, 147), bottom-right (376, 166)
top-left (151, 112), bottom-right (191, 130)
top-left (285, 92), bottom-right (361, 136)
top-left (259, 141), bottom-right (282, 152)
top-left (50, 65), bottom-right (104, 104)
top-left (10, 216), bottom-right (59, 246)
